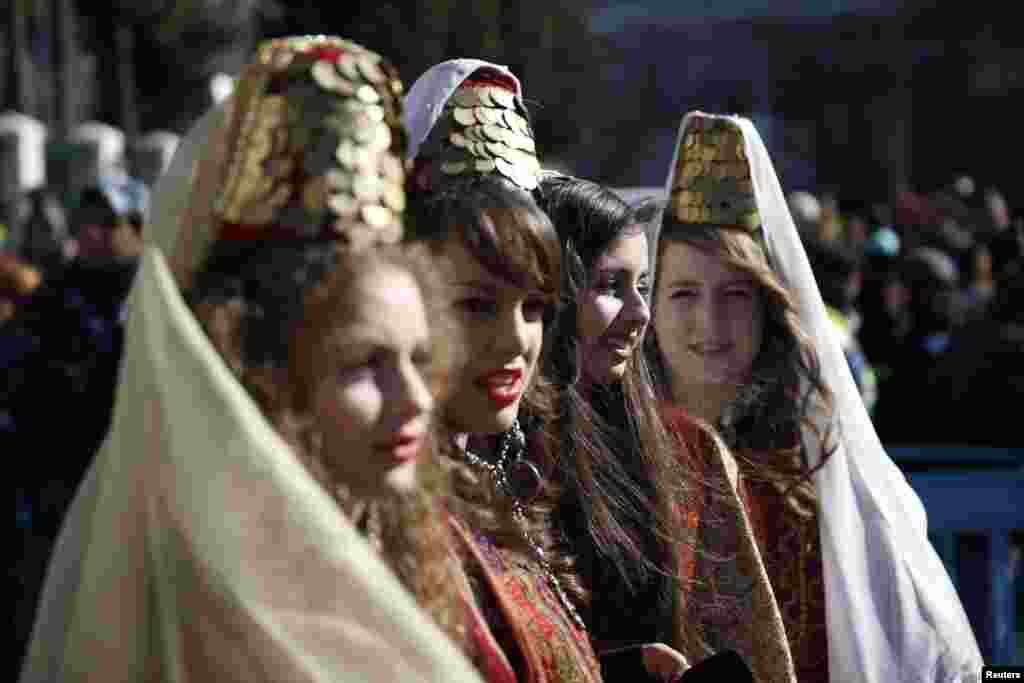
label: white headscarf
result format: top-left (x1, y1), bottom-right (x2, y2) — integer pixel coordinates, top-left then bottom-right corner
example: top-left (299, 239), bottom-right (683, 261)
top-left (662, 112), bottom-right (984, 683)
top-left (19, 100), bottom-right (484, 683)
top-left (403, 58), bottom-right (524, 162)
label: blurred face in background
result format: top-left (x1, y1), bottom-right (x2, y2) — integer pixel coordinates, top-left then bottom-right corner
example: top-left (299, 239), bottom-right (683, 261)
top-left (73, 202), bottom-right (141, 266)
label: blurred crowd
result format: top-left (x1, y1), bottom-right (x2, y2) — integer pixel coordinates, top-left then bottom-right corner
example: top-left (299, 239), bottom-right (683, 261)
top-left (792, 180), bottom-right (1022, 449)
top-left (2, 111), bottom-right (177, 657)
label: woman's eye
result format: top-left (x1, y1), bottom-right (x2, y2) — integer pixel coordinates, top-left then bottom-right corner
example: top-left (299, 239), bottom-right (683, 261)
top-left (454, 297), bottom-right (496, 316)
top-left (412, 348), bottom-right (434, 369)
top-left (669, 289), bottom-right (698, 300)
top-left (337, 360), bottom-right (373, 381)
top-left (725, 288), bottom-right (753, 299)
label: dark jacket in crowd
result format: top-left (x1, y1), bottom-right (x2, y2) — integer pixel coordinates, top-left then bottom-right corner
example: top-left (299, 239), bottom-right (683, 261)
top-left (3, 258), bottom-right (138, 527)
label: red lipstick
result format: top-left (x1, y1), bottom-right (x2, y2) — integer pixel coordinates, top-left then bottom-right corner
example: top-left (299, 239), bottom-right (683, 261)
top-left (374, 431), bottom-right (423, 463)
top-left (474, 368), bottom-right (524, 408)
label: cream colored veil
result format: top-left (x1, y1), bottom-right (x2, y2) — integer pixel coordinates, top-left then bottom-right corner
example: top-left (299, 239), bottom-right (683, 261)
top-left (663, 112), bottom-right (983, 682)
top-left (19, 40), bottom-right (483, 683)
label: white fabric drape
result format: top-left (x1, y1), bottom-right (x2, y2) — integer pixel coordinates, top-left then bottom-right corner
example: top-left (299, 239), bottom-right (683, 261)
top-left (19, 106), bottom-right (484, 683)
top-left (664, 113), bottom-right (984, 683)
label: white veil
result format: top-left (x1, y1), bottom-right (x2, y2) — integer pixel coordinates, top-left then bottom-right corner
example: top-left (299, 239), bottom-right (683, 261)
top-left (663, 113), bottom-right (984, 683)
top-left (19, 103), bottom-right (484, 682)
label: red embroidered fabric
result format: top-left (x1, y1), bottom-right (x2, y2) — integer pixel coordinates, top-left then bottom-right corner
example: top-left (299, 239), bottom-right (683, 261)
top-left (449, 517), bottom-right (603, 683)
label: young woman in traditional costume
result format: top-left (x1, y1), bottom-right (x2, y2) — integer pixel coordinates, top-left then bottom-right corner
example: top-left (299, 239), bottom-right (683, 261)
top-left (646, 111), bottom-right (983, 683)
top-left (19, 37), bottom-right (484, 683)
top-left (403, 60), bottom-right (603, 683)
top-left (535, 176), bottom-right (687, 670)
top-left (539, 174), bottom-right (787, 683)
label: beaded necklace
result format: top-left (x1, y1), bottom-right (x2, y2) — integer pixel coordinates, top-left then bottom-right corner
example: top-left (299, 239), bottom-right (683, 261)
top-left (459, 420), bottom-right (586, 631)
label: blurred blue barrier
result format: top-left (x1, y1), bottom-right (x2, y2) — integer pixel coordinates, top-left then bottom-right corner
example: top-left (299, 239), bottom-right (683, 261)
top-left (889, 446), bottom-right (1023, 666)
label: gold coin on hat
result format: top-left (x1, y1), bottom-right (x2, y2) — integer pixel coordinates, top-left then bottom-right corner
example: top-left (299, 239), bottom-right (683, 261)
top-left (378, 155), bottom-right (403, 183)
top-left (356, 84), bottom-right (381, 104)
top-left (453, 88), bottom-right (481, 108)
top-left (490, 87), bottom-right (515, 109)
top-left (364, 123), bottom-right (392, 153)
top-left (361, 204), bottom-right (392, 228)
top-left (381, 182), bottom-right (405, 213)
top-left (312, 60), bottom-right (349, 94)
top-left (325, 168), bottom-right (352, 191)
top-left (356, 54), bottom-right (386, 84)
top-left (337, 53), bottom-right (362, 81)
top-left (352, 174), bottom-right (382, 201)
top-left (453, 107), bottom-right (476, 127)
top-left (475, 107), bottom-right (503, 126)
top-left (441, 160), bottom-right (469, 175)
top-left (328, 192), bottom-right (360, 217)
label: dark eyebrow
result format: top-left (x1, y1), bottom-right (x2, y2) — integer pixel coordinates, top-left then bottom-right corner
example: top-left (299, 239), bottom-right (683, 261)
top-left (718, 277), bottom-right (756, 288)
top-left (664, 278), bottom-right (702, 289)
top-left (452, 280), bottom-right (499, 294)
top-left (593, 266), bottom-right (651, 279)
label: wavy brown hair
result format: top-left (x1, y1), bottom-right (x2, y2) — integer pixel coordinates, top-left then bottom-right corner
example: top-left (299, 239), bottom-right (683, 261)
top-left (647, 212), bottom-right (835, 503)
top-left (187, 240), bottom-right (465, 647)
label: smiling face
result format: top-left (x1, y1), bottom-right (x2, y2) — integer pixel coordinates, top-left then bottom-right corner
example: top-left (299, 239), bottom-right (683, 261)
top-left (576, 229), bottom-right (651, 385)
top-left (653, 238), bottom-right (764, 412)
top-left (311, 263), bottom-right (434, 498)
top-left (437, 239), bottom-right (546, 435)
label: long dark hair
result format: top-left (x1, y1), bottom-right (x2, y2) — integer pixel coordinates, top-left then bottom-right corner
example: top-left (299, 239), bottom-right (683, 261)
top-left (537, 175), bottom-right (687, 649)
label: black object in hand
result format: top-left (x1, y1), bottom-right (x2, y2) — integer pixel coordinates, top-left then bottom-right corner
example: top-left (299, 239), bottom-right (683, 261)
top-left (598, 645), bottom-right (660, 682)
top-left (679, 650), bottom-right (753, 682)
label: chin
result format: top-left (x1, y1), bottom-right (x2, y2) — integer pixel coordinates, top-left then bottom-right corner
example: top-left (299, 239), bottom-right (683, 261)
top-left (486, 402), bottom-right (521, 434)
top-left (449, 400), bottom-right (521, 436)
top-left (384, 461), bottom-right (419, 496)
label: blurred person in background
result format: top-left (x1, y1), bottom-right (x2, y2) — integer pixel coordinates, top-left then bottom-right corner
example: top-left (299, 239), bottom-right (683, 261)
top-left (872, 246), bottom-right (963, 444)
top-left (0, 251), bottom-right (41, 324)
top-left (2, 172), bottom-right (148, 546)
top-left (924, 255), bottom-right (1024, 447)
top-left (17, 188), bottom-right (74, 277)
top-left (806, 238), bottom-right (877, 416)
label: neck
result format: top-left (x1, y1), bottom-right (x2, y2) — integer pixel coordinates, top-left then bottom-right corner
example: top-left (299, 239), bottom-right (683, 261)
top-left (670, 379), bottom-right (737, 425)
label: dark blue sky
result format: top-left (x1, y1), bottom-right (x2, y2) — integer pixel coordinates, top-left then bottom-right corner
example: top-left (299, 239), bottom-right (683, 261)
top-left (588, 0), bottom-right (897, 32)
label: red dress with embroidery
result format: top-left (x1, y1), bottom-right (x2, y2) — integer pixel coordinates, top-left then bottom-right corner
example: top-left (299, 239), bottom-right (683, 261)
top-left (449, 516), bottom-right (603, 683)
top-left (662, 405), bottom-right (829, 683)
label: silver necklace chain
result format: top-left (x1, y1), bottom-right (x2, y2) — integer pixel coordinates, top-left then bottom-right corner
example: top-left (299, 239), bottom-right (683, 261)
top-left (461, 421), bottom-right (587, 631)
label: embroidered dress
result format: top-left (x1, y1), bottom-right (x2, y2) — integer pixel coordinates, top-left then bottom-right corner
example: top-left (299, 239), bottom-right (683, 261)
top-left (662, 405), bottom-right (798, 683)
top-left (450, 517), bottom-right (603, 683)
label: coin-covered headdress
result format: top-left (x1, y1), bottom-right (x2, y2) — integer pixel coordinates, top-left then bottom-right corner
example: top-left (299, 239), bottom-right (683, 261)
top-left (172, 35), bottom-right (407, 288)
top-left (403, 59), bottom-right (541, 192)
top-left (665, 112), bottom-right (761, 240)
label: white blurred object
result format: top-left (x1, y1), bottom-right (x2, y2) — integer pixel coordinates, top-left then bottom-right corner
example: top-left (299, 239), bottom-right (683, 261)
top-left (209, 72), bottom-right (236, 105)
top-left (787, 190), bottom-right (821, 233)
top-left (0, 111), bottom-right (48, 192)
top-left (70, 121), bottom-right (126, 176)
